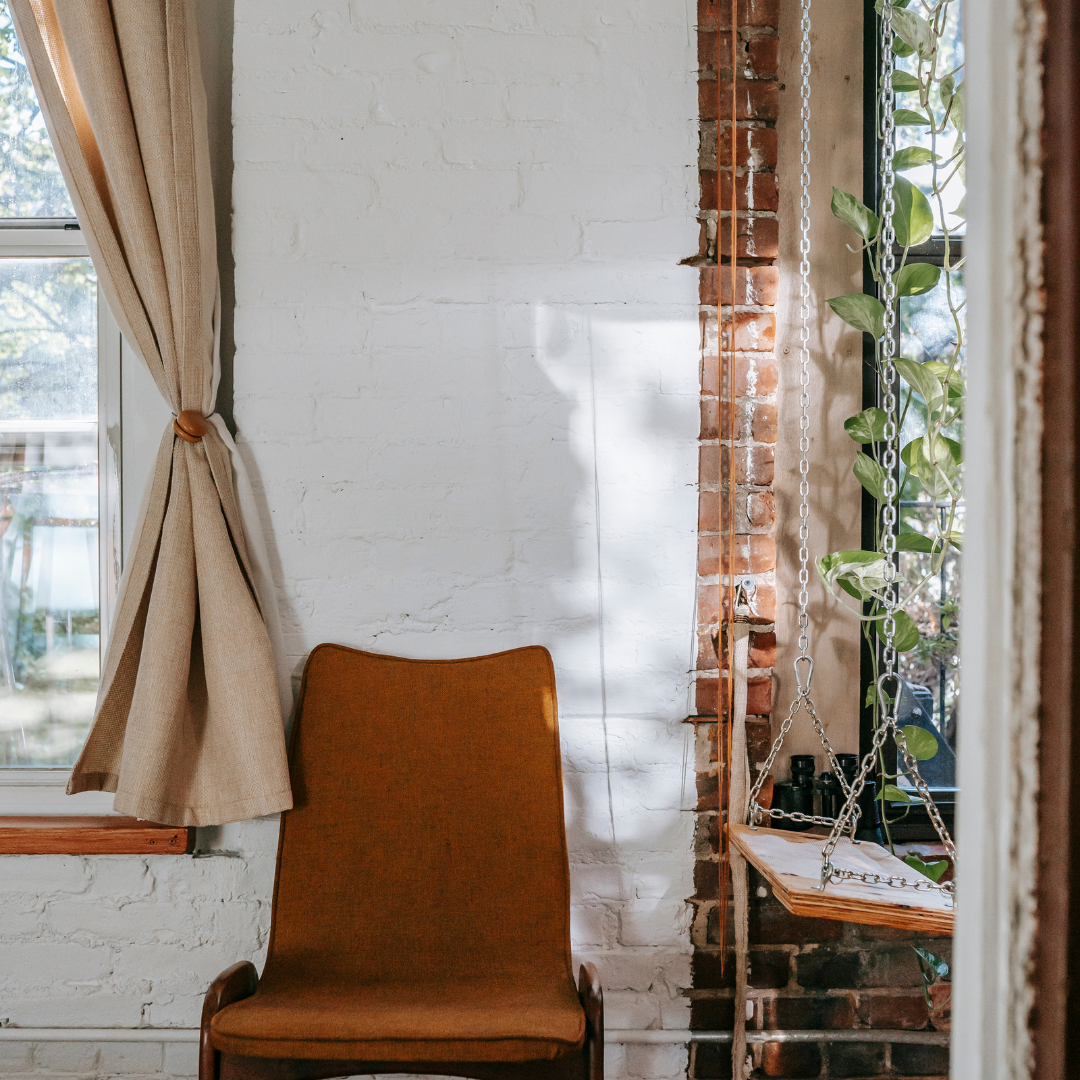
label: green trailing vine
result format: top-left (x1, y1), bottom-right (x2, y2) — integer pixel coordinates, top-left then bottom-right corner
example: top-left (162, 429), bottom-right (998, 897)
top-left (818, 0), bottom-right (964, 849)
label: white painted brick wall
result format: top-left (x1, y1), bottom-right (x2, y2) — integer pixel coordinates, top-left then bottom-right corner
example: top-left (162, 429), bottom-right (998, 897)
top-left (1, 3), bottom-right (700, 1078)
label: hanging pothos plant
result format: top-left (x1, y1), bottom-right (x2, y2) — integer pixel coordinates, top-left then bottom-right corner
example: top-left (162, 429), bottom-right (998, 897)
top-left (818, 0), bottom-right (964, 836)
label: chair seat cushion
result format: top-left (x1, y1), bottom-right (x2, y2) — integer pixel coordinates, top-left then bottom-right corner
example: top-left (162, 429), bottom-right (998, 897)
top-left (210, 978), bottom-right (587, 1062)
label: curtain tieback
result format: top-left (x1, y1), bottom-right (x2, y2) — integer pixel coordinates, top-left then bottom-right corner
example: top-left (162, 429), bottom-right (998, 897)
top-left (174, 410), bottom-right (211, 443)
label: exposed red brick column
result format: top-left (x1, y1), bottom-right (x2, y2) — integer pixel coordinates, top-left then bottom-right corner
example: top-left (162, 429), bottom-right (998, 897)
top-left (684, 4), bottom-right (951, 1077)
top-left (690, 0), bottom-right (779, 802)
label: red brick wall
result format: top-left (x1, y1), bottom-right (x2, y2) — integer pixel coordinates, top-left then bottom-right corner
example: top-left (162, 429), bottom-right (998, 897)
top-left (686, 4), bottom-right (951, 1077)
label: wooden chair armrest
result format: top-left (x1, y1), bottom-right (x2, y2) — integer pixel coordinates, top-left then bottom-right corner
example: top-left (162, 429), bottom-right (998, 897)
top-left (199, 962), bottom-right (259, 1080)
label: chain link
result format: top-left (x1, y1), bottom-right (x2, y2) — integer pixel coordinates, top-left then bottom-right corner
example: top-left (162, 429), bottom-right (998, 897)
top-left (796, 0), bottom-right (813, 656)
top-left (878, 0), bottom-right (899, 684)
top-left (752, 807), bottom-right (846, 829)
top-left (895, 725), bottom-right (958, 863)
top-left (818, 684), bottom-right (955, 900)
top-left (829, 864), bottom-right (956, 899)
top-left (745, 682), bottom-right (854, 829)
top-left (815, 7), bottom-right (956, 900)
top-left (731, 4), bottom-right (957, 907)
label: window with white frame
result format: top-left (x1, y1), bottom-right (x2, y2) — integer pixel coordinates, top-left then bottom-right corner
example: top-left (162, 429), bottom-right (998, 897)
top-left (0, 9), bottom-right (120, 780)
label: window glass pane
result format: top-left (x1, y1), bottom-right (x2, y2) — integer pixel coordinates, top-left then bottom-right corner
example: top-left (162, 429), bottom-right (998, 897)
top-left (1, 258), bottom-right (97, 767)
top-left (899, 267), bottom-right (964, 443)
top-left (0, 6), bottom-right (75, 218)
top-left (895, 267), bottom-right (964, 791)
top-left (893, 0), bottom-right (965, 235)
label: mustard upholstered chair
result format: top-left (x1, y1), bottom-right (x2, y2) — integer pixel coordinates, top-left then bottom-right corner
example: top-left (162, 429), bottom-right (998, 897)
top-left (199, 644), bottom-right (602, 1080)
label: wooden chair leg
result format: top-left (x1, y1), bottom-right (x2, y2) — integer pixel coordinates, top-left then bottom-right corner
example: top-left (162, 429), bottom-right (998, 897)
top-left (200, 963), bottom-right (260, 1080)
top-left (578, 963), bottom-right (604, 1080)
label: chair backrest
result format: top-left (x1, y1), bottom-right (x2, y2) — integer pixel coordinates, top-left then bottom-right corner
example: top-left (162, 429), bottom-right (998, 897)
top-left (262, 644), bottom-right (574, 989)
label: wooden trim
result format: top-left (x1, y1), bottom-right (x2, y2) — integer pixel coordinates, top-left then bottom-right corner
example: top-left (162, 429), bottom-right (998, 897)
top-left (1036, 0), bottom-right (1080, 1075)
top-left (0, 816), bottom-right (195, 855)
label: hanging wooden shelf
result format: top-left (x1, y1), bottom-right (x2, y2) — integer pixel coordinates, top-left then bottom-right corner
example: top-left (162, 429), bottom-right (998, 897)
top-left (729, 823), bottom-right (954, 935)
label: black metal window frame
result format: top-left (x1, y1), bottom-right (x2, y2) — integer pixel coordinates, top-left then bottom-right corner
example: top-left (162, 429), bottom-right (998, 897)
top-left (858, 2), bottom-right (957, 841)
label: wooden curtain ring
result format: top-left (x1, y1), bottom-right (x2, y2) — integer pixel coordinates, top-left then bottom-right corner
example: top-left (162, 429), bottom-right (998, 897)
top-left (174, 410), bottom-right (210, 443)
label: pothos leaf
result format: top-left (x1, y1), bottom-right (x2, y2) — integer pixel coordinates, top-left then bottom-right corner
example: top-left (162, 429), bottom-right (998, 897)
top-left (896, 531), bottom-right (936, 553)
top-left (892, 609), bottom-right (921, 651)
top-left (900, 725), bottom-right (939, 760)
top-left (941, 435), bottom-right (963, 465)
top-left (894, 108), bottom-right (932, 126)
top-left (893, 145), bottom-right (935, 171)
top-left (895, 262), bottom-right (941, 297)
top-left (818, 550), bottom-right (889, 602)
top-left (892, 176), bottom-right (935, 248)
top-left (894, 356), bottom-right (946, 416)
top-left (923, 360), bottom-right (964, 397)
top-left (906, 856), bottom-right (950, 884)
top-left (913, 946), bottom-right (951, 979)
top-left (844, 407), bottom-right (887, 443)
top-left (902, 436), bottom-right (960, 500)
top-left (853, 452), bottom-right (888, 502)
top-left (882, 783), bottom-right (911, 803)
top-left (831, 187), bottom-right (880, 241)
top-left (950, 82), bottom-right (964, 130)
top-left (828, 293), bottom-right (885, 338)
top-left (892, 7), bottom-right (935, 59)
top-left (872, 608), bottom-right (920, 651)
top-left (892, 70), bottom-right (921, 93)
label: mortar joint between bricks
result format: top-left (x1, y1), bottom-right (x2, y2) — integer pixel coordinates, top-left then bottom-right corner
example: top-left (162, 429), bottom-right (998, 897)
top-left (717, 209), bottom-right (779, 220)
top-left (712, 118), bottom-right (773, 130)
top-left (710, 164), bottom-right (766, 176)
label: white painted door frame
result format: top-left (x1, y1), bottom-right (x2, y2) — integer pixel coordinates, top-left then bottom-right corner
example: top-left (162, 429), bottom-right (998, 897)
top-left (952, 1), bottom-right (1045, 1078)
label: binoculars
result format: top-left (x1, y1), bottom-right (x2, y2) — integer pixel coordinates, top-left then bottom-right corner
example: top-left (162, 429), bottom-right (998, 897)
top-left (773, 753), bottom-right (886, 844)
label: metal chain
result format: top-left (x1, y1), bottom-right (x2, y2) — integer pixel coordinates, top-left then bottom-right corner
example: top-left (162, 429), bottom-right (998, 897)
top-left (745, 689), bottom-right (854, 828)
top-left (805, 695), bottom-right (853, 797)
top-left (818, 686), bottom-right (954, 900)
top-left (878, 1), bottom-right (899, 684)
top-left (812, 3), bottom-right (924, 884)
top-left (829, 865), bottom-right (955, 897)
top-left (895, 727), bottom-right (958, 862)
top-left (746, 692), bottom-right (803, 813)
top-left (816, 7), bottom-right (954, 901)
top-left (820, 694), bottom-right (892, 875)
top-left (737, 6), bottom-right (956, 907)
top-left (796, 0), bottom-right (813, 656)
top-left (753, 807), bottom-right (846, 829)
top-left (739, 0), bottom-right (830, 830)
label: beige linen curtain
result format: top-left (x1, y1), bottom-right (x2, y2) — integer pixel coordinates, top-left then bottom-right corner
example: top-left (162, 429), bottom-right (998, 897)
top-left (10, 0), bottom-right (292, 825)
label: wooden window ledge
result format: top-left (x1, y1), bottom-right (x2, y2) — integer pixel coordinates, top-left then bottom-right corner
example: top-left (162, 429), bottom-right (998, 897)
top-left (0, 816), bottom-right (195, 855)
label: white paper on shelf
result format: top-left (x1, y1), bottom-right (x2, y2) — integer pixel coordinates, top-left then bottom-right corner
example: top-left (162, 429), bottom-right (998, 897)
top-left (740, 832), bottom-right (905, 890)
